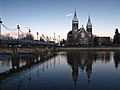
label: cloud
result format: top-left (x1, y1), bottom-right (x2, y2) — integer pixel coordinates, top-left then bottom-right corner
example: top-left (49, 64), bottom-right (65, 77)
top-left (66, 13), bottom-right (72, 16)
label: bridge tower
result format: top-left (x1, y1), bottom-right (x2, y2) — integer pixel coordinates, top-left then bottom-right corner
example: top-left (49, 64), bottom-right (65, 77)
top-left (0, 18), bottom-right (2, 39)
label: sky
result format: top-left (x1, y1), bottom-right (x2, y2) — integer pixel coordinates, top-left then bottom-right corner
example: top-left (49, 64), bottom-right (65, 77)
top-left (0, 0), bottom-right (120, 40)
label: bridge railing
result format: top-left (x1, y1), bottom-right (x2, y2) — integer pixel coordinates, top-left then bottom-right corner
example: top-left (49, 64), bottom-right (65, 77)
top-left (0, 38), bottom-right (58, 47)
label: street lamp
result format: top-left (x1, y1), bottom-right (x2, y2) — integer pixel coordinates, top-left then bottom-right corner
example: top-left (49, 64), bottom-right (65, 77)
top-left (28, 29), bottom-right (31, 40)
top-left (37, 32), bottom-right (39, 40)
top-left (54, 33), bottom-right (55, 42)
top-left (0, 18), bottom-right (2, 39)
top-left (17, 25), bottom-right (20, 52)
top-left (17, 25), bottom-right (20, 40)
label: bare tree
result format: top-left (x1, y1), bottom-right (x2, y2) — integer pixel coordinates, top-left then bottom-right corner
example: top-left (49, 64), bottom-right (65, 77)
top-left (23, 33), bottom-right (34, 40)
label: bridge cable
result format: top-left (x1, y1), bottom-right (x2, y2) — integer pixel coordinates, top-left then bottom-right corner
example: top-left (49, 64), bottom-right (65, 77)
top-left (2, 24), bottom-right (17, 31)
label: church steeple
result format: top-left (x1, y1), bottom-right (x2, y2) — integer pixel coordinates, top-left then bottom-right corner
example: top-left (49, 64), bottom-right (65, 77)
top-left (87, 14), bottom-right (92, 28)
top-left (74, 10), bottom-right (77, 18)
top-left (72, 10), bottom-right (79, 32)
top-left (88, 15), bottom-right (90, 22)
top-left (72, 10), bottom-right (78, 22)
top-left (86, 14), bottom-right (92, 38)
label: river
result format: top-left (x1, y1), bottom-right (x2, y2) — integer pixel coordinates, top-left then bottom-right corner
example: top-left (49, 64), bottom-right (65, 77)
top-left (0, 51), bottom-right (120, 90)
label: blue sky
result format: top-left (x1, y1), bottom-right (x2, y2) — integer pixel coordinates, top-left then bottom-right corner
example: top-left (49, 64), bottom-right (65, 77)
top-left (1, 0), bottom-right (120, 39)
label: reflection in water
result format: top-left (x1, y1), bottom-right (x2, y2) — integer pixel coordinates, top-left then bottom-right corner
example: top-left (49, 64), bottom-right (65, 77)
top-left (67, 51), bottom-right (120, 86)
top-left (12, 56), bottom-right (19, 70)
top-left (67, 51), bottom-right (94, 86)
top-left (114, 52), bottom-right (120, 68)
top-left (0, 51), bottom-right (120, 90)
top-left (11, 53), bottom-right (54, 71)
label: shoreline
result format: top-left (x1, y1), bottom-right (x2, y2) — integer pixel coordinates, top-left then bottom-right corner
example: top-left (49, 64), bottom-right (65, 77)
top-left (0, 47), bottom-right (120, 54)
top-left (57, 47), bottom-right (120, 51)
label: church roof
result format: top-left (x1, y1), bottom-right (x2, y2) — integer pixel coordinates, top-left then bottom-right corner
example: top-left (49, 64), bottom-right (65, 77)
top-left (78, 25), bottom-right (87, 33)
top-left (68, 30), bottom-right (72, 35)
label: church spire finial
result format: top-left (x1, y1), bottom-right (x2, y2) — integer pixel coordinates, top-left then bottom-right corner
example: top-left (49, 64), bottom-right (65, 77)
top-left (88, 13), bottom-right (91, 22)
top-left (74, 9), bottom-right (77, 18)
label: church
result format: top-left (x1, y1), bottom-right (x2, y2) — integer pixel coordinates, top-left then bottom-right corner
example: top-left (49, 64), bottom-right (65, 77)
top-left (67, 10), bottom-right (94, 46)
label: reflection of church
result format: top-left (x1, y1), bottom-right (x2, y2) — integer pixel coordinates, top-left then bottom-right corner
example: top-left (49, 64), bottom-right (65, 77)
top-left (66, 51), bottom-right (120, 87)
top-left (67, 51), bottom-right (94, 86)
top-left (67, 10), bottom-right (93, 46)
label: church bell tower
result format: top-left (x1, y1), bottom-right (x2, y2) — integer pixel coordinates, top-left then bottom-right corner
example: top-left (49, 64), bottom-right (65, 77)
top-left (72, 10), bottom-right (79, 34)
top-left (86, 15), bottom-right (92, 37)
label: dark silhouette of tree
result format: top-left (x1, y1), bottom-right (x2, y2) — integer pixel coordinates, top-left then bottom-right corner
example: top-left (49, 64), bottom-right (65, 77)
top-left (113, 28), bottom-right (120, 46)
top-left (40, 37), bottom-right (45, 42)
top-left (115, 28), bottom-right (119, 35)
top-left (23, 33), bottom-right (34, 40)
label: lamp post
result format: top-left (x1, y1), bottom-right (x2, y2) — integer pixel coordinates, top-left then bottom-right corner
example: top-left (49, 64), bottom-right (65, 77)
top-left (54, 33), bottom-right (55, 43)
top-left (17, 25), bottom-right (20, 40)
top-left (58, 35), bottom-right (60, 42)
top-left (37, 32), bottom-right (39, 40)
top-left (58, 35), bottom-right (60, 45)
top-left (28, 29), bottom-right (31, 34)
top-left (28, 29), bottom-right (31, 39)
top-left (17, 25), bottom-right (20, 52)
top-left (0, 18), bottom-right (2, 39)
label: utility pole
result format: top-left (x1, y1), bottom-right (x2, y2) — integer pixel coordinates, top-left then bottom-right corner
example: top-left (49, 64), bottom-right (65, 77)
top-left (0, 18), bottom-right (2, 39)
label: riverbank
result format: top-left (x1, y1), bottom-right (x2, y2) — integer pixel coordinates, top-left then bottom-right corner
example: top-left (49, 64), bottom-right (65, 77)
top-left (0, 47), bottom-right (120, 54)
top-left (57, 47), bottom-right (120, 51)
top-left (0, 47), bottom-right (55, 54)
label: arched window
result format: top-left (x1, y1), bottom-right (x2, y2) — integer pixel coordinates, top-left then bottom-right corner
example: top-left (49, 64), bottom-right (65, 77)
top-left (81, 32), bottom-right (85, 38)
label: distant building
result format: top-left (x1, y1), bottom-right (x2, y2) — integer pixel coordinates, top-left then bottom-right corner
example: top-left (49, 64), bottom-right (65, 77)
top-left (94, 37), bottom-right (111, 46)
top-left (67, 10), bottom-right (94, 46)
top-left (113, 28), bottom-right (120, 46)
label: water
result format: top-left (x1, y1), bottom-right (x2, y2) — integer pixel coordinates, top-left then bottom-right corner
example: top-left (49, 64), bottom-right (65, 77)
top-left (0, 51), bottom-right (120, 90)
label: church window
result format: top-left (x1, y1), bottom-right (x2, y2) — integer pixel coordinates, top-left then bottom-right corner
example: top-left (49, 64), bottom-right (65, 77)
top-left (81, 32), bottom-right (85, 38)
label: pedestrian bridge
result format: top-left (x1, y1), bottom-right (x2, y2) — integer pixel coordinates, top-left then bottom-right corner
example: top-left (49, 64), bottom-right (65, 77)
top-left (0, 39), bottom-right (58, 47)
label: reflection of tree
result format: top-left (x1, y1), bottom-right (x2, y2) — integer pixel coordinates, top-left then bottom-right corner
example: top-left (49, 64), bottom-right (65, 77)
top-left (114, 51), bottom-right (120, 68)
top-left (67, 51), bottom-right (94, 86)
